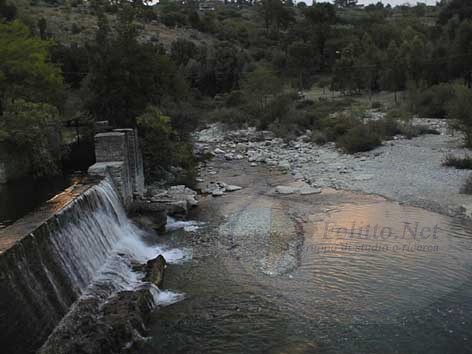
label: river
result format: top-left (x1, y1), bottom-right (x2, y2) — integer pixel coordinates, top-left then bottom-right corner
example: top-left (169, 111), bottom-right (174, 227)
top-left (141, 158), bottom-right (472, 354)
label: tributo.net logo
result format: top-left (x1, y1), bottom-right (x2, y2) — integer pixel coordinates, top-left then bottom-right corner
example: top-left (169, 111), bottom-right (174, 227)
top-left (319, 221), bottom-right (442, 240)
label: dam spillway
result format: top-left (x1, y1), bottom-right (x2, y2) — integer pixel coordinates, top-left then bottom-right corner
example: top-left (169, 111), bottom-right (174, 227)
top-left (0, 128), bottom-right (162, 354)
top-left (0, 178), bottom-right (126, 352)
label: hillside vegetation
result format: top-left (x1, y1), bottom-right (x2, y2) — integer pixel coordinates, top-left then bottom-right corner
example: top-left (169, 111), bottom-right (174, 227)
top-left (1, 0), bottom-right (472, 182)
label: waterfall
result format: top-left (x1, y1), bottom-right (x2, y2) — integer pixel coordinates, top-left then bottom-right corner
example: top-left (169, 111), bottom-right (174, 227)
top-left (0, 177), bottom-right (185, 354)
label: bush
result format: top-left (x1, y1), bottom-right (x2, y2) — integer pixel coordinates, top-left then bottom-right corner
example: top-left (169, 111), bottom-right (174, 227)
top-left (443, 154), bottom-right (472, 169)
top-left (320, 113), bottom-right (361, 141)
top-left (446, 86), bottom-right (472, 147)
top-left (368, 118), bottom-right (401, 138)
top-left (209, 107), bottom-right (248, 129)
top-left (371, 101), bottom-right (383, 109)
top-left (336, 125), bottom-right (382, 153)
top-left (412, 83), bottom-right (457, 118)
top-left (311, 130), bottom-right (328, 145)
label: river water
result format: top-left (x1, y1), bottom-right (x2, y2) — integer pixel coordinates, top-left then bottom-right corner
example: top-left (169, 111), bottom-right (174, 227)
top-left (141, 160), bottom-right (472, 354)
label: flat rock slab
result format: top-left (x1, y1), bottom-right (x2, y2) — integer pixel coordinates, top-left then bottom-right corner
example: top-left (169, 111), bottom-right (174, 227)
top-left (300, 187), bottom-right (322, 195)
top-left (225, 185), bottom-right (243, 192)
top-left (275, 186), bottom-right (300, 195)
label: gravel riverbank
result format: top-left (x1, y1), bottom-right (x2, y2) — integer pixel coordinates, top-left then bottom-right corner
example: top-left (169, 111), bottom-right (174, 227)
top-left (195, 120), bottom-right (472, 219)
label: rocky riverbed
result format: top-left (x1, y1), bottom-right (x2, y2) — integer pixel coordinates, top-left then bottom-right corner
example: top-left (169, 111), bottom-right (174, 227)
top-left (194, 120), bottom-right (472, 219)
top-left (140, 134), bottom-right (472, 354)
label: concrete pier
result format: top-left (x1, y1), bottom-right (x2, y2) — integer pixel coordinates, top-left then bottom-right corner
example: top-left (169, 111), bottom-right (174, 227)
top-left (88, 128), bottom-right (145, 207)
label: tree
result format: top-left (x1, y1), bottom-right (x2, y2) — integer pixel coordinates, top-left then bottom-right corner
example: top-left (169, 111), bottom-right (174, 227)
top-left (258, 0), bottom-right (294, 33)
top-left (334, 0), bottom-right (357, 8)
top-left (0, 0), bottom-right (16, 22)
top-left (87, 6), bottom-right (187, 127)
top-left (449, 20), bottom-right (472, 87)
top-left (0, 99), bottom-right (63, 178)
top-left (0, 21), bottom-right (63, 113)
top-left (137, 106), bottom-right (195, 180)
top-left (287, 41), bottom-right (317, 88)
top-left (303, 3), bottom-right (336, 69)
top-left (438, 0), bottom-right (472, 25)
top-left (382, 41), bottom-right (407, 103)
top-left (170, 38), bottom-right (198, 66)
top-left (241, 67), bottom-right (282, 115)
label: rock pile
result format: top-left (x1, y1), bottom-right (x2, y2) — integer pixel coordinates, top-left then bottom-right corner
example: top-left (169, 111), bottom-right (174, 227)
top-left (130, 185), bottom-right (199, 230)
top-left (201, 181), bottom-right (243, 197)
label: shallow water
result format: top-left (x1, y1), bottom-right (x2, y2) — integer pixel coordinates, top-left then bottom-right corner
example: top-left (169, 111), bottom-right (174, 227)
top-left (144, 199), bottom-right (472, 354)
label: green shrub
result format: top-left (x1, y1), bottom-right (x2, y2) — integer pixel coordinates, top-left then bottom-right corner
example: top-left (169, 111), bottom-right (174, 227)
top-left (412, 83), bottom-right (457, 118)
top-left (209, 107), bottom-right (248, 129)
top-left (311, 130), bottom-right (328, 145)
top-left (371, 101), bottom-right (383, 109)
top-left (446, 86), bottom-right (472, 147)
top-left (443, 154), bottom-right (472, 169)
top-left (320, 113), bottom-right (361, 141)
top-left (368, 118), bottom-right (401, 138)
top-left (336, 125), bottom-right (382, 153)
top-left (225, 90), bottom-right (246, 108)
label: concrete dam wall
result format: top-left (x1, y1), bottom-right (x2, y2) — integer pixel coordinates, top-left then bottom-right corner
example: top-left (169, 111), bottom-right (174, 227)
top-left (0, 128), bottom-right (146, 353)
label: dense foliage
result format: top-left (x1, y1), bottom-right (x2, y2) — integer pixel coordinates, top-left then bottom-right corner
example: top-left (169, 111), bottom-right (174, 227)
top-left (3, 0), bottom-right (472, 180)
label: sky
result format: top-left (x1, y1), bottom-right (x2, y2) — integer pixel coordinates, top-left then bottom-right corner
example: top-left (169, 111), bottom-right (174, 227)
top-left (318, 0), bottom-right (437, 5)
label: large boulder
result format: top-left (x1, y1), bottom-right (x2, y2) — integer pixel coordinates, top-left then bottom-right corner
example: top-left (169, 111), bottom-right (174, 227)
top-left (129, 201), bottom-right (167, 231)
top-left (147, 185), bottom-right (198, 216)
top-left (38, 287), bottom-right (156, 354)
top-left (144, 255), bottom-right (166, 288)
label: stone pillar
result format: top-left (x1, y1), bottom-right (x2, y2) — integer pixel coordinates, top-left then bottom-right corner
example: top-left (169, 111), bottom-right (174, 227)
top-left (90, 132), bottom-right (133, 207)
top-left (88, 129), bottom-right (145, 208)
top-left (113, 129), bottom-right (144, 197)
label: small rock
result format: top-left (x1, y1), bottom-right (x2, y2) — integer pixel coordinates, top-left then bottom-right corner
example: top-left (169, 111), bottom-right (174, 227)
top-left (225, 185), bottom-right (243, 192)
top-left (278, 160), bottom-right (291, 170)
top-left (353, 174), bottom-right (374, 181)
top-left (275, 186), bottom-right (299, 195)
top-left (144, 255), bottom-right (166, 287)
top-left (300, 187), bottom-right (322, 195)
top-left (212, 189), bottom-right (225, 197)
top-left (250, 162), bottom-right (258, 167)
top-left (214, 148), bottom-right (226, 154)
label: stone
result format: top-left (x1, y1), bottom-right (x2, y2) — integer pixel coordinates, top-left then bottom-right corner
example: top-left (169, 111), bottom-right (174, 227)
top-left (214, 148), bottom-right (226, 154)
top-left (225, 185), bottom-right (243, 192)
top-left (144, 255), bottom-right (166, 287)
top-left (275, 186), bottom-right (299, 195)
top-left (250, 163), bottom-right (258, 167)
top-left (300, 187), bottom-right (322, 195)
top-left (460, 204), bottom-right (472, 219)
top-left (353, 174), bottom-right (374, 181)
top-left (129, 201), bottom-right (167, 230)
top-left (224, 153), bottom-right (234, 160)
top-left (278, 160), bottom-right (291, 170)
top-left (212, 189), bottom-right (225, 197)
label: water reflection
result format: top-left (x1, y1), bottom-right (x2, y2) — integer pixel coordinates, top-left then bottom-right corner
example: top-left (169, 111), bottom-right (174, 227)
top-left (144, 200), bottom-right (472, 354)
